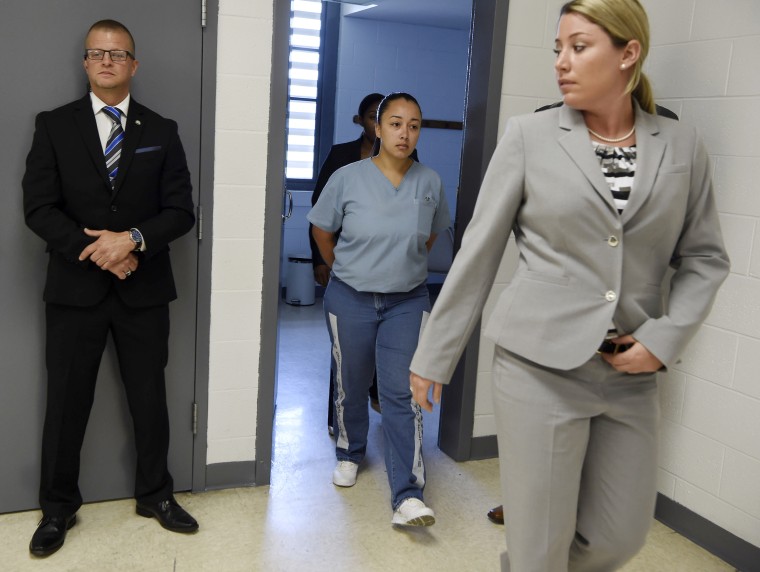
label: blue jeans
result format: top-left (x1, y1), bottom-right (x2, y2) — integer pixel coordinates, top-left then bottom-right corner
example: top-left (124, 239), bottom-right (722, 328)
top-left (323, 278), bottom-right (430, 509)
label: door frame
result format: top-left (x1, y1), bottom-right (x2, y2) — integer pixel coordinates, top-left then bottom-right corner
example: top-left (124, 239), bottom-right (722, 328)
top-left (255, 0), bottom-right (291, 486)
top-left (191, 0), bottom-right (220, 492)
top-left (438, 0), bottom-right (509, 461)
top-left (256, 0), bottom-right (510, 485)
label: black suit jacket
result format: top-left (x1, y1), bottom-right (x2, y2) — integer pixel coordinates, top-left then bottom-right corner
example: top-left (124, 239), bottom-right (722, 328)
top-left (23, 95), bottom-right (195, 308)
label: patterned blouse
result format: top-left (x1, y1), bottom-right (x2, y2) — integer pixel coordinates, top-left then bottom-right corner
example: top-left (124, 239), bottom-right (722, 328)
top-left (592, 142), bottom-right (637, 214)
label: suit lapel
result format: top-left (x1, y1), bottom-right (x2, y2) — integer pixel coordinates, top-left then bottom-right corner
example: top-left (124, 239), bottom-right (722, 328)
top-left (556, 105), bottom-right (618, 215)
top-left (621, 105), bottom-right (665, 224)
top-left (111, 99), bottom-right (144, 196)
top-left (72, 95), bottom-right (110, 188)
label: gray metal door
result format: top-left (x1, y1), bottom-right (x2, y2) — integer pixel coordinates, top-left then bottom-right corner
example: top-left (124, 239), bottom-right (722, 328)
top-left (0, 1), bottom-right (202, 513)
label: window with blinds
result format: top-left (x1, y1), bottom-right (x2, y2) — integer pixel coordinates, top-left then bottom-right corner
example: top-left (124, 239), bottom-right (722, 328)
top-left (286, 0), bottom-right (323, 181)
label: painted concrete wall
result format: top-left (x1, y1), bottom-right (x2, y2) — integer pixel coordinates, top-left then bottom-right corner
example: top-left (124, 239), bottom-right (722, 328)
top-left (207, 0), bottom-right (273, 466)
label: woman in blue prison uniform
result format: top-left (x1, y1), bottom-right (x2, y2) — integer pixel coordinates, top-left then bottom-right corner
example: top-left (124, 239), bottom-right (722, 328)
top-left (308, 93), bottom-right (450, 527)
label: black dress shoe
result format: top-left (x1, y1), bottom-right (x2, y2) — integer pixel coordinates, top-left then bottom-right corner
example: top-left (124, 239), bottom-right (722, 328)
top-left (29, 514), bottom-right (77, 557)
top-left (136, 497), bottom-right (198, 533)
top-left (487, 505), bottom-right (504, 525)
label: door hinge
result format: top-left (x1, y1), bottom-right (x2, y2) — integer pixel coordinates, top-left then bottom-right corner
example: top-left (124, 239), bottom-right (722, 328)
top-left (196, 204), bottom-right (203, 240)
top-left (192, 402), bottom-right (198, 435)
top-left (201, 0), bottom-right (207, 28)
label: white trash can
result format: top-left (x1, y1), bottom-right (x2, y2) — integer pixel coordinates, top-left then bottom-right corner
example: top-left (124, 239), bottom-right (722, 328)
top-left (285, 255), bottom-right (315, 306)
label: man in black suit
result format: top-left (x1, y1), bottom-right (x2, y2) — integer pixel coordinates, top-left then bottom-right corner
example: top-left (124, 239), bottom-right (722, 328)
top-left (23, 19), bottom-right (198, 557)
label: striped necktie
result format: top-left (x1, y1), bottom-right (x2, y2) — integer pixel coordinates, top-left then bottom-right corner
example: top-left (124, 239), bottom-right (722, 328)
top-left (103, 106), bottom-right (124, 188)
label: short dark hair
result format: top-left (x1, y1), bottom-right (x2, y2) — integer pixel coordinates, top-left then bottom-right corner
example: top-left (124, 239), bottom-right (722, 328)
top-left (357, 93), bottom-right (384, 118)
top-left (85, 19), bottom-right (136, 55)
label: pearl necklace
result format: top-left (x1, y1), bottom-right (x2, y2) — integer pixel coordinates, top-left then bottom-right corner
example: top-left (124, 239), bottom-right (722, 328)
top-left (587, 124), bottom-right (635, 143)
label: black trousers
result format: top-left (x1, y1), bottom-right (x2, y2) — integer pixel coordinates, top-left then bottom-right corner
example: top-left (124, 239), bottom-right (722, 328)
top-left (39, 289), bottom-right (174, 517)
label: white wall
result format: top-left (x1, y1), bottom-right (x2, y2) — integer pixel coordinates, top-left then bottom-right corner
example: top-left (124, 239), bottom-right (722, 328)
top-left (473, 0), bottom-right (760, 548)
top-left (644, 0), bottom-right (760, 549)
top-left (207, 0), bottom-right (273, 466)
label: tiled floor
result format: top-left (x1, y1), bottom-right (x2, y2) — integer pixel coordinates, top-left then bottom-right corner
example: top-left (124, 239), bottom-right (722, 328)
top-left (0, 301), bottom-right (736, 571)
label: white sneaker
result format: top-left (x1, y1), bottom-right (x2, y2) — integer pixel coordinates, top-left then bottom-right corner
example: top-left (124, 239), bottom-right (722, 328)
top-left (391, 498), bottom-right (435, 526)
top-left (332, 461), bottom-right (358, 487)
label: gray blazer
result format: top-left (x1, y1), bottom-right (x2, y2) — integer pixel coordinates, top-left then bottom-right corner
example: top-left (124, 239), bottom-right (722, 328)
top-left (410, 103), bottom-right (730, 383)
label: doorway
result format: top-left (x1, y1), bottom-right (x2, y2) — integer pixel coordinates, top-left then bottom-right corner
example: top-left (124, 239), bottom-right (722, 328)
top-left (0, 1), bottom-right (206, 513)
top-left (257, 0), bottom-right (509, 485)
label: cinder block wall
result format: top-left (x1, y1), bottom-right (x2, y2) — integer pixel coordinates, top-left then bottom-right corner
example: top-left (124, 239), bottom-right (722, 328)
top-left (207, 0), bottom-right (273, 466)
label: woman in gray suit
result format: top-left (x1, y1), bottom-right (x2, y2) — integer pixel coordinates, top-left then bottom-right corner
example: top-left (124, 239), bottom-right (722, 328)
top-left (409, 0), bottom-right (729, 570)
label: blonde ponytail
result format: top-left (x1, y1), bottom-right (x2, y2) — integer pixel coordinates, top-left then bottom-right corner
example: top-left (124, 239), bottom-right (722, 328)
top-left (631, 72), bottom-right (655, 114)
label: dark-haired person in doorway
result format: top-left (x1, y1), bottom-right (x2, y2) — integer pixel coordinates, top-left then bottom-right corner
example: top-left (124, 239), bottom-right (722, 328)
top-left (409, 0), bottom-right (729, 568)
top-left (23, 19), bottom-right (197, 557)
top-left (309, 93), bottom-right (421, 434)
top-left (309, 93), bottom-right (449, 526)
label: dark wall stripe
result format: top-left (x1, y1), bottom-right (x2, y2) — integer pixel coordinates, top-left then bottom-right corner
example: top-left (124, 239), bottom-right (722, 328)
top-left (655, 494), bottom-right (760, 572)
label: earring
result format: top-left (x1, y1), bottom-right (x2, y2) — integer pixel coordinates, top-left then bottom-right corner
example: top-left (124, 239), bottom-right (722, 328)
top-left (620, 64), bottom-right (626, 70)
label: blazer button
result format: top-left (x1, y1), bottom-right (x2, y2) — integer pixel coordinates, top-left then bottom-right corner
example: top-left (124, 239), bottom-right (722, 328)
top-left (605, 290), bottom-right (617, 302)
top-left (607, 236), bottom-right (619, 247)
top-left (110, 205), bottom-right (118, 212)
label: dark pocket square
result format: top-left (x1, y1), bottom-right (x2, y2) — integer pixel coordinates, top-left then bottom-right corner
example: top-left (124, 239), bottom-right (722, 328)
top-left (135, 146), bottom-right (161, 154)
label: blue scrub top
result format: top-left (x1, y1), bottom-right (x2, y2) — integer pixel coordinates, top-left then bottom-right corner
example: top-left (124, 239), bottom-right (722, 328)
top-left (307, 158), bottom-right (450, 293)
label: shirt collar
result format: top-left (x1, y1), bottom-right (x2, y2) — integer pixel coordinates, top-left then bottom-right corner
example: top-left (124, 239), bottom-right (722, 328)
top-left (90, 92), bottom-right (131, 118)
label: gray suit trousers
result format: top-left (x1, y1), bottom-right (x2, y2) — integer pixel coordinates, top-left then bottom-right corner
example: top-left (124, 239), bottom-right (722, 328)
top-left (492, 347), bottom-right (659, 572)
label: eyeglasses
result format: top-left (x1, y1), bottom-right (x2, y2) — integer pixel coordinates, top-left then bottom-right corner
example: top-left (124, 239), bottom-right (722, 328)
top-left (84, 49), bottom-right (134, 62)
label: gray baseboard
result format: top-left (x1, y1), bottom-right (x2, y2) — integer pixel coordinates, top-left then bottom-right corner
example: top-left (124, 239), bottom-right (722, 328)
top-left (655, 494), bottom-right (760, 572)
top-left (205, 461), bottom-right (256, 490)
top-left (469, 435), bottom-right (498, 460)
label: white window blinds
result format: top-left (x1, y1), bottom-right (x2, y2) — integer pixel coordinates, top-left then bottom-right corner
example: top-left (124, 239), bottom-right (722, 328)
top-left (286, 0), bottom-right (323, 180)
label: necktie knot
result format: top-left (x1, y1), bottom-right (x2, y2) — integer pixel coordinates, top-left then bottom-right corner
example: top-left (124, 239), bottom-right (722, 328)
top-left (103, 106), bottom-right (122, 124)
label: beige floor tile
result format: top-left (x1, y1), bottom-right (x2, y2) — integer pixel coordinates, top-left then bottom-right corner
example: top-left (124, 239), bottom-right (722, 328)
top-left (620, 521), bottom-right (734, 572)
top-left (0, 302), bottom-right (736, 571)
